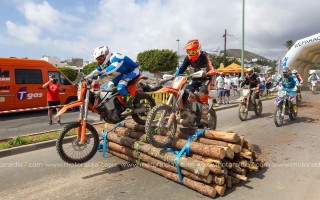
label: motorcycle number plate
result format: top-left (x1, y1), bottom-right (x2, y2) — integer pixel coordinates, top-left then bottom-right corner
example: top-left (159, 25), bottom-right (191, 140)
top-left (275, 98), bottom-right (282, 104)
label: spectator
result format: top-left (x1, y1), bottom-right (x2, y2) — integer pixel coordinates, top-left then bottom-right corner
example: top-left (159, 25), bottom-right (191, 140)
top-left (259, 73), bottom-right (266, 96)
top-left (215, 72), bottom-right (225, 104)
top-left (224, 73), bottom-right (232, 104)
top-left (42, 74), bottom-right (64, 125)
top-left (231, 73), bottom-right (240, 96)
top-left (265, 74), bottom-right (273, 95)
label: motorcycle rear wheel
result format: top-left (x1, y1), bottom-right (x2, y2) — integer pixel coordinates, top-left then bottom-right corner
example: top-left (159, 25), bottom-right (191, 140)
top-left (274, 107), bottom-right (284, 127)
top-left (145, 104), bottom-right (177, 148)
top-left (56, 122), bottom-right (99, 164)
top-left (238, 103), bottom-right (248, 121)
top-left (132, 93), bottom-right (156, 125)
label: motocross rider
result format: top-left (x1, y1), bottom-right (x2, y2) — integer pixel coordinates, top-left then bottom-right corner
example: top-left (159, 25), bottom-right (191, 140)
top-left (239, 68), bottom-right (261, 105)
top-left (173, 39), bottom-right (215, 111)
top-left (86, 45), bottom-right (140, 104)
top-left (292, 69), bottom-right (303, 97)
top-left (273, 68), bottom-right (298, 112)
top-left (308, 72), bottom-right (319, 90)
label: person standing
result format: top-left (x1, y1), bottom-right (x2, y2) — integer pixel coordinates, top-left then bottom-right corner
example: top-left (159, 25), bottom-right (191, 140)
top-left (223, 73), bottom-right (232, 104)
top-left (215, 72), bottom-right (225, 104)
top-left (231, 73), bottom-right (240, 96)
top-left (42, 74), bottom-right (63, 125)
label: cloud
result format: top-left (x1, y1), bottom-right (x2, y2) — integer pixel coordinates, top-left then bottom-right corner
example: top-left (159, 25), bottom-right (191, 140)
top-left (6, 21), bottom-right (40, 43)
top-left (2, 0), bottom-right (320, 61)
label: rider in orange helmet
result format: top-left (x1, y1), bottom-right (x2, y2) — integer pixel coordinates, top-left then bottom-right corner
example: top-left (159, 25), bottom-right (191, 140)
top-left (174, 39), bottom-right (215, 108)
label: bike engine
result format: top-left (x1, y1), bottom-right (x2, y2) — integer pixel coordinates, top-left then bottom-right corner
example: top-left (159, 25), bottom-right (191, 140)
top-left (178, 110), bottom-right (196, 127)
top-left (100, 97), bottom-right (126, 123)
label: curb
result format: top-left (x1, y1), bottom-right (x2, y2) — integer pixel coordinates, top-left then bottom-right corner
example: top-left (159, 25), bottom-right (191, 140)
top-left (0, 97), bottom-right (276, 158)
top-left (0, 139), bottom-right (56, 158)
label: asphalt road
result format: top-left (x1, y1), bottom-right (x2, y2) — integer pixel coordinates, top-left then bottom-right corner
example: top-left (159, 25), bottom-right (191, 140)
top-left (1, 91), bottom-right (320, 199)
top-left (0, 109), bottom-right (102, 140)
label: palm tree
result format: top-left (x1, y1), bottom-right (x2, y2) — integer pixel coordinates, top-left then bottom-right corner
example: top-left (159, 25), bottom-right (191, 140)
top-left (284, 40), bottom-right (294, 50)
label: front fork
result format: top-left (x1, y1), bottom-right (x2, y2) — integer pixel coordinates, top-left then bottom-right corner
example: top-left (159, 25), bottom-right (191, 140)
top-left (78, 88), bottom-right (90, 143)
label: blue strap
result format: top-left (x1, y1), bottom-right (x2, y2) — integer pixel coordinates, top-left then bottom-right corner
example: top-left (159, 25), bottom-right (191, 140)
top-left (97, 121), bottom-right (126, 158)
top-left (173, 128), bottom-right (208, 184)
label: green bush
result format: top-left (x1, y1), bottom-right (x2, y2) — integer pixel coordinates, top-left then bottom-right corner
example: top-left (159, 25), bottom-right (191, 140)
top-left (8, 136), bottom-right (33, 147)
top-left (58, 67), bottom-right (78, 82)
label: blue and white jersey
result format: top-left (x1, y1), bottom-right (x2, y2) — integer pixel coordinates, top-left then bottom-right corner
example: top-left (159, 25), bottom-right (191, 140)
top-left (88, 53), bottom-right (138, 78)
top-left (104, 53), bottom-right (138, 75)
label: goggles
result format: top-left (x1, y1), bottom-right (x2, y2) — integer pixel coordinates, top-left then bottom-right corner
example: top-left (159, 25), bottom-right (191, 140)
top-left (187, 49), bottom-right (199, 56)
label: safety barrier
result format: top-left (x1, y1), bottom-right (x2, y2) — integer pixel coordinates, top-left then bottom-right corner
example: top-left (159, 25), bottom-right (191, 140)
top-left (146, 92), bottom-right (170, 105)
top-left (0, 105), bottom-right (62, 114)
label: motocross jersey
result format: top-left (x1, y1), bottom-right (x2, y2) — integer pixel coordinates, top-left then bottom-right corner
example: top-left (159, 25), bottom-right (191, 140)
top-left (275, 76), bottom-right (296, 90)
top-left (240, 72), bottom-right (260, 89)
top-left (174, 51), bottom-right (215, 77)
top-left (89, 53), bottom-right (139, 78)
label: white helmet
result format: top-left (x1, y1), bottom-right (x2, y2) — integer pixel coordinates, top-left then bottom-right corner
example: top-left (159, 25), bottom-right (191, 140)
top-left (292, 69), bottom-right (297, 74)
top-left (92, 45), bottom-right (111, 69)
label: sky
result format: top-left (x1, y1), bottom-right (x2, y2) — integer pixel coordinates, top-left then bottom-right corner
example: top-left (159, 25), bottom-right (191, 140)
top-left (0, 0), bottom-right (319, 62)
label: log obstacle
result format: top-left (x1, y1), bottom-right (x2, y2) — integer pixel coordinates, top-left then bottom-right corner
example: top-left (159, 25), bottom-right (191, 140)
top-left (101, 122), bottom-right (264, 198)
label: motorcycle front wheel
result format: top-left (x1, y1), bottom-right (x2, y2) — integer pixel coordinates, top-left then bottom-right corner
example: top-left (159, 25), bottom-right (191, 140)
top-left (274, 106), bottom-right (284, 127)
top-left (132, 93), bottom-right (156, 125)
top-left (254, 99), bottom-right (263, 116)
top-left (238, 103), bottom-right (248, 121)
top-left (145, 104), bottom-right (177, 148)
top-left (56, 122), bottom-right (99, 164)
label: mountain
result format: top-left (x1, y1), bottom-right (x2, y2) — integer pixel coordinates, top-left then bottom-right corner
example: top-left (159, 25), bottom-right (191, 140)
top-left (225, 49), bottom-right (268, 61)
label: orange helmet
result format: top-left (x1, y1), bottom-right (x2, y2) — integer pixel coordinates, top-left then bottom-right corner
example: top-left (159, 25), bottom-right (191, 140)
top-left (184, 39), bottom-right (201, 62)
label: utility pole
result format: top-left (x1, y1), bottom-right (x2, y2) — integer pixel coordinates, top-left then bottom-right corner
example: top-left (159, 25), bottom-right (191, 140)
top-left (222, 29), bottom-right (227, 67)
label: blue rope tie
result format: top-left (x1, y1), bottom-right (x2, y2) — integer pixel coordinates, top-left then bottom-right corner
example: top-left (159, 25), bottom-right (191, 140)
top-left (170, 128), bottom-right (208, 184)
top-left (97, 121), bottom-right (126, 158)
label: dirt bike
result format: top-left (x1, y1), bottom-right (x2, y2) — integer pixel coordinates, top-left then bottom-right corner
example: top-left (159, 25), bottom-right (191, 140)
top-left (55, 76), bottom-right (155, 164)
top-left (310, 80), bottom-right (318, 94)
top-left (238, 86), bottom-right (262, 121)
top-left (145, 70), bottom-right (217, 148)
top-left (274, 89), bottom-right (297, 127)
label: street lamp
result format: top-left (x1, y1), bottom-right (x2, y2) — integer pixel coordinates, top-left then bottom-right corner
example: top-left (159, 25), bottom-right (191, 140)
top-left (176, 39), bottom-right (180, 56)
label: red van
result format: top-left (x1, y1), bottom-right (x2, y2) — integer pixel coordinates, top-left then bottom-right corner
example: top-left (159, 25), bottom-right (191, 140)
top-left (0, 58), bottom-right (78, 113)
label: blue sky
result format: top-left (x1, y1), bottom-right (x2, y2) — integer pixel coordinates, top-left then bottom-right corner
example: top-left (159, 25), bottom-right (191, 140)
top-left (0, 0), bottom-right (319, 62)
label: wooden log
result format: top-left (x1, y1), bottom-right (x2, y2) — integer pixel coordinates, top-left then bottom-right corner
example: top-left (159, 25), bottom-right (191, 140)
top-left (210, 184), bottom-right (226, 196)
top-left (228, 143), bottom-right (242, 153)
top-left (179, 128), bottom-right (240, 143)
top-left (188, 154), bottom-right (225, 175)
top-left (238, 135), bottom-right (245, 147)
top-left (228, 171), bottom-right (248, 181)
top-left (109, 150), bottom-right (216, 198)
top-left (177, 132), bottom-right (241, 153)
top-left (212, 175), bottom-right (225, 186)
top-left (107, 125), bottom-right (226, 160)
top-left (240, 148), bottom-right (253, 161)
top-left (243, 139), bottom-right (254, 152)
top-left (107, 132), bottom-right (210, 176)
top-left (107, 141), bottom-right (212, 183)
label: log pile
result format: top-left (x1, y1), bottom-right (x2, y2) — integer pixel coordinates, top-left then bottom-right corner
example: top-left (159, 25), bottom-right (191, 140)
top-left (103, 122), bottom-right (264, 198)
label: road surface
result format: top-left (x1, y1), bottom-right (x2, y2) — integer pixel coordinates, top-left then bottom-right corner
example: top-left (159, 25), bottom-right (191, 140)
top-left (1, 91), bottom-right (320, 199)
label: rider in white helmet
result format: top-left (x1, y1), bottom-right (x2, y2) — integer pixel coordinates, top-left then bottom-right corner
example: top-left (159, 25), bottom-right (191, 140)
top-left (86, 45), bottom-right (140, 97)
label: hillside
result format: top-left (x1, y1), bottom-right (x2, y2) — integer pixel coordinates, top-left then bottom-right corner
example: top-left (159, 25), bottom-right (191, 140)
top-left (225, 49), bottom-right (268, 61)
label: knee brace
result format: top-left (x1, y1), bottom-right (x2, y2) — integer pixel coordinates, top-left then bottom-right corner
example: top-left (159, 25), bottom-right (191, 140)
top-left (117, 83), bottom-right (129, 96)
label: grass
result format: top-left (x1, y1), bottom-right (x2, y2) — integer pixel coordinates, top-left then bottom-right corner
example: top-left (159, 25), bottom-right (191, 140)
top-left (0, 123), bottom-right (105, 151)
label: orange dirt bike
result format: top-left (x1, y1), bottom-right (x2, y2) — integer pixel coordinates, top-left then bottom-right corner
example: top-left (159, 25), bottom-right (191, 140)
top-left (145, 70), bottom-right (217, 148)
top-left (55, 76), bottom-right (155, 164)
